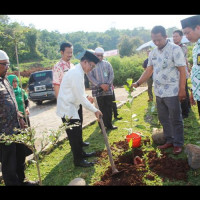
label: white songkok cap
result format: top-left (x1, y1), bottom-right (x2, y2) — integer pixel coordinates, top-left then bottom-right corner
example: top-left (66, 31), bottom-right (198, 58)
top-left (95, 47), bottom-right (104, 54)
top-left (0, 50), bottom-right (9, 60)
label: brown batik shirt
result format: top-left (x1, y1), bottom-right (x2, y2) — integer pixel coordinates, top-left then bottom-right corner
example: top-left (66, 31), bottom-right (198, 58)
top-left (0, 76), bottom-right (20, 135)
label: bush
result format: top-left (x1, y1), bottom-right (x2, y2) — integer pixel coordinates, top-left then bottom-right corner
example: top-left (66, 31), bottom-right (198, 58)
top-left (20, 76), bottom-right (29, 89)
top-left (108, 54), bottom-right (145, 86)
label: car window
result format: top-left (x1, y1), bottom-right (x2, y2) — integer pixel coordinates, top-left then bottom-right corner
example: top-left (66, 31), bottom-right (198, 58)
top-left (29, 71), bottom-right (52, 84)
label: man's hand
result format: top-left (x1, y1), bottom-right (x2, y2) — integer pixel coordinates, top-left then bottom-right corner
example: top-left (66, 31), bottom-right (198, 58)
top-left (19, 118), bottom-right (27, 129)
top-left (131, 82), bottom-right (138, 89)
top-left (178, 88), bottom-right (186, 101)
top-left (25, 108), bottom-right (30, 115)
top-left (190, 91), bottom-right (196, 106)
top-left (87, 95), bottom-right (94, 104)
top-left (95, 110), bottom-right (103, 121)
top-left (100, 84), bottom-right (109, 91)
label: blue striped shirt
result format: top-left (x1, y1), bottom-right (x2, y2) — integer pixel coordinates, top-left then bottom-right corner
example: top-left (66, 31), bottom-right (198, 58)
top-left (87, 60), bottom-right (114, 97)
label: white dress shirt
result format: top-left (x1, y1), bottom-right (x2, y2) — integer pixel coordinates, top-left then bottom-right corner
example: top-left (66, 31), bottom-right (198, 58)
top-left (56, 63), bottom-right (98, 119)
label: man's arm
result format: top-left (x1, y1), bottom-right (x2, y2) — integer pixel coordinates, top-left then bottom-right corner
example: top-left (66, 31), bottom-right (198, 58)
top-left (131, 66), bottom-right (153, 88)
top-left (54, 84), bottom-right (60, 98)
top-left (107, 63), bottom-right (114, 85)
top-left (87, 70), bottom-right (100, 87)
top-left (178, 66), bottom-right (186, 101)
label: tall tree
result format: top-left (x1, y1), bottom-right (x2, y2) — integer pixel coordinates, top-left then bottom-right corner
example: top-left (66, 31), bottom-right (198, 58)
top-left (0, 15), bottom-right (10, 24)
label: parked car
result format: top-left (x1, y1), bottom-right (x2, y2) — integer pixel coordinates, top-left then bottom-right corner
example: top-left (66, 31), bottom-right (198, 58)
top-left (28, 70), bottom-right (56, 105)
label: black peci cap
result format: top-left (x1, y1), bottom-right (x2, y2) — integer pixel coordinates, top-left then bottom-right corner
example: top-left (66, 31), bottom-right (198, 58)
top-left (83, 50), bottom-right (100, 64)
top-left (181, 15), bottom-right (200, 29)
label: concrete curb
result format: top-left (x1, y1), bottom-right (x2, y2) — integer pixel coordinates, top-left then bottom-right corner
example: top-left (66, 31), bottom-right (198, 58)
top-left (0, 87), bottom-right (147, 180)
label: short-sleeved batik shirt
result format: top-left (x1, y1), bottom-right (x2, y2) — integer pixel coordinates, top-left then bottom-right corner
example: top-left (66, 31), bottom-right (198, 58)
top-left (191, 39), bottom-right (200, 101)
top-left (52, 59), bottom-right (74, 85)
top-left (147, 41), bottom-right (186, 98)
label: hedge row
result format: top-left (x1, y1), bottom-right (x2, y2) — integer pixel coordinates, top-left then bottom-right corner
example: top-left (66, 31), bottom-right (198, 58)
top-left (7, 54), bottom-right (146, 89)
top-left (108, 54), bottom-right (145, 86)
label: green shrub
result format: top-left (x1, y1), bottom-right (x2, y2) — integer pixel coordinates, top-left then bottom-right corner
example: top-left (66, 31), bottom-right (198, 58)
top-left (108, 54), bottom-right (145, 86)
top-left (20, 76), bottom-right (29, 89)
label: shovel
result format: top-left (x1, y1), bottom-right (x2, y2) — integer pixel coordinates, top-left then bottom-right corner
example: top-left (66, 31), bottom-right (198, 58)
top-left (94, 98), bottom-right (123, 176)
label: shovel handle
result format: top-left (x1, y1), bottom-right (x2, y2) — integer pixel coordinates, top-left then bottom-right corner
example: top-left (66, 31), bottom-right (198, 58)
top-left (94, 97), bottom-right (119, 174)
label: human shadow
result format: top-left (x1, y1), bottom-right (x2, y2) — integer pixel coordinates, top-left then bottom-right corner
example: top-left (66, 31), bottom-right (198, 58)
top-left (182, 108), bottom-right (200, 143)
top-left (144, 100), bottom-right (160, 130)
top-left (41, 122), bottom-right (106, 185)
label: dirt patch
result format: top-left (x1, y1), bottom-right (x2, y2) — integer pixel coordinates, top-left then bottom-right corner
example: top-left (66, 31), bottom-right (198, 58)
top-left (93, 140), bottom-right (190, 186)
top-left (148, 151), bottom-right (190, 181)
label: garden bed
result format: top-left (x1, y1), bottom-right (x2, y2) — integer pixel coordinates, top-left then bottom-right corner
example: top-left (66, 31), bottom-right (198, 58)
top-left (93, 140), bottom-right (190, 186)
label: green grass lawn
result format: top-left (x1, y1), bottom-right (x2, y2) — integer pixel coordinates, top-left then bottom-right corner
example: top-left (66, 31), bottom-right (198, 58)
top-left (3, 89), bottom-right (200, 186)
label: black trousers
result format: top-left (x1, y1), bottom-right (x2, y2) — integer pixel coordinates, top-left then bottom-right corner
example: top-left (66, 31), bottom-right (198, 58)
top-left (0, 142), bottom-right (26, 186)
top-left (62, 105), bottom-right (84, 164)
top-left (181, 79), bottom-right (190, 117)
top-left (197, 100), bottom-right (200, 117)
top-left (112, 90), bottom-right (118, 118)
top-left (97, 95), bottom-right (113, 128)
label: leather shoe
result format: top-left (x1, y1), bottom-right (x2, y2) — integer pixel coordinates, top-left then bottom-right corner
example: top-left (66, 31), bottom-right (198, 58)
top-left (83, 152), bottom-right (96, 158)
top-left (173, 146), bottom-right (182, 154)
top-left (114, 116), bottom-right (123, 120)
top-left (22, 180), bottom-right (39, 186)
top-left (74, 159), bottom-right (94, 167)
top-left (82, 141), bottom-right (90, 147)
top-left (158, 143), bottom-right (173, 149)
top-left (107, 126), bottom-right (118, 130)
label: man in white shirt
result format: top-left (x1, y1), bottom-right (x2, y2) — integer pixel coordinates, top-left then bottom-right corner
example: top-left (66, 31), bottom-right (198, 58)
top-left (53, 42), bottom-right (91, 147)
top-left (56, 50), bottom-right (102, 167)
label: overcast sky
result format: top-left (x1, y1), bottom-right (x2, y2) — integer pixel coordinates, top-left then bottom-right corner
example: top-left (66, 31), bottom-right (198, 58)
top-left (8, 15), bottom-right (195, 34)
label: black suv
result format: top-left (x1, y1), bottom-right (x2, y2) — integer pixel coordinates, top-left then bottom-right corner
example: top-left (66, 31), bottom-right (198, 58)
top-left (28, 70), bottom-right (56, 105)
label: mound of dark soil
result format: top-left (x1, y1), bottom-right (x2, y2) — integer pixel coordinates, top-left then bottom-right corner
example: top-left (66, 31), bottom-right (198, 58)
top-left (93, 140), bottom-right (190, 186)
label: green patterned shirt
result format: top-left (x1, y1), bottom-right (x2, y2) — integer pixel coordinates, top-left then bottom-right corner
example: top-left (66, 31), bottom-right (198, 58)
top-left (191, 39), bottom-right (200, 101)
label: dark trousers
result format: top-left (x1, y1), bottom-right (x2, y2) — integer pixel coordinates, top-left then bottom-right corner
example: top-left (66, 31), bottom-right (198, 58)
top-left (0, 143), bottom-right (26, 186)
top-left (156, 96), bottom-right (184, 147)
top-left (62, 105), bottom-right (84, 164)
top-left (181, 79), bottom-right (190, 117)
top-left (112, 90), bottom-right (118, 118)
top-left (97, 95), bottom-right (113, 128)
top-left (24, 116), bottom-right (31, 127)
top-left (147, 76), bottom-right (153, 100)
top-left (197, 101), bottom-right (200, 117)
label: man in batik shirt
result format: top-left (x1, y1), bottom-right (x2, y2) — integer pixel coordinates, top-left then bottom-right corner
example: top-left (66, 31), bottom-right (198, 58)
top-left (0, 50), bottom-right (37, 186)
top-left (131, 26), bottom-right (186, 155)
top-left (173, 29), bottom-right (191, 118)
top-left (181, 15), bottom-right (200, 118)
top-left (87, 47), bottom-right (117, 130)
top-left (53, 42), bottom-right (74, 98)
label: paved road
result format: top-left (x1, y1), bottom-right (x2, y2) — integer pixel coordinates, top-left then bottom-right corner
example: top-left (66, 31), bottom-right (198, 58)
top-left (29, 86), bottom-right (147, 151)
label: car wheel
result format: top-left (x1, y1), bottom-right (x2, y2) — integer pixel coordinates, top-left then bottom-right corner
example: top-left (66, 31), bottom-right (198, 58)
top-left (36, 100), bottom-right (42, 105)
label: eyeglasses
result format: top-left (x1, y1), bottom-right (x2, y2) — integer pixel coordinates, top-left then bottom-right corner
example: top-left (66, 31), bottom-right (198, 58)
top-left (0, 63), bottom-right (10, 67)
top-left (96, 54), bottom-right (103, 57)
top-left (87, 61), bottom-right (95, 69)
